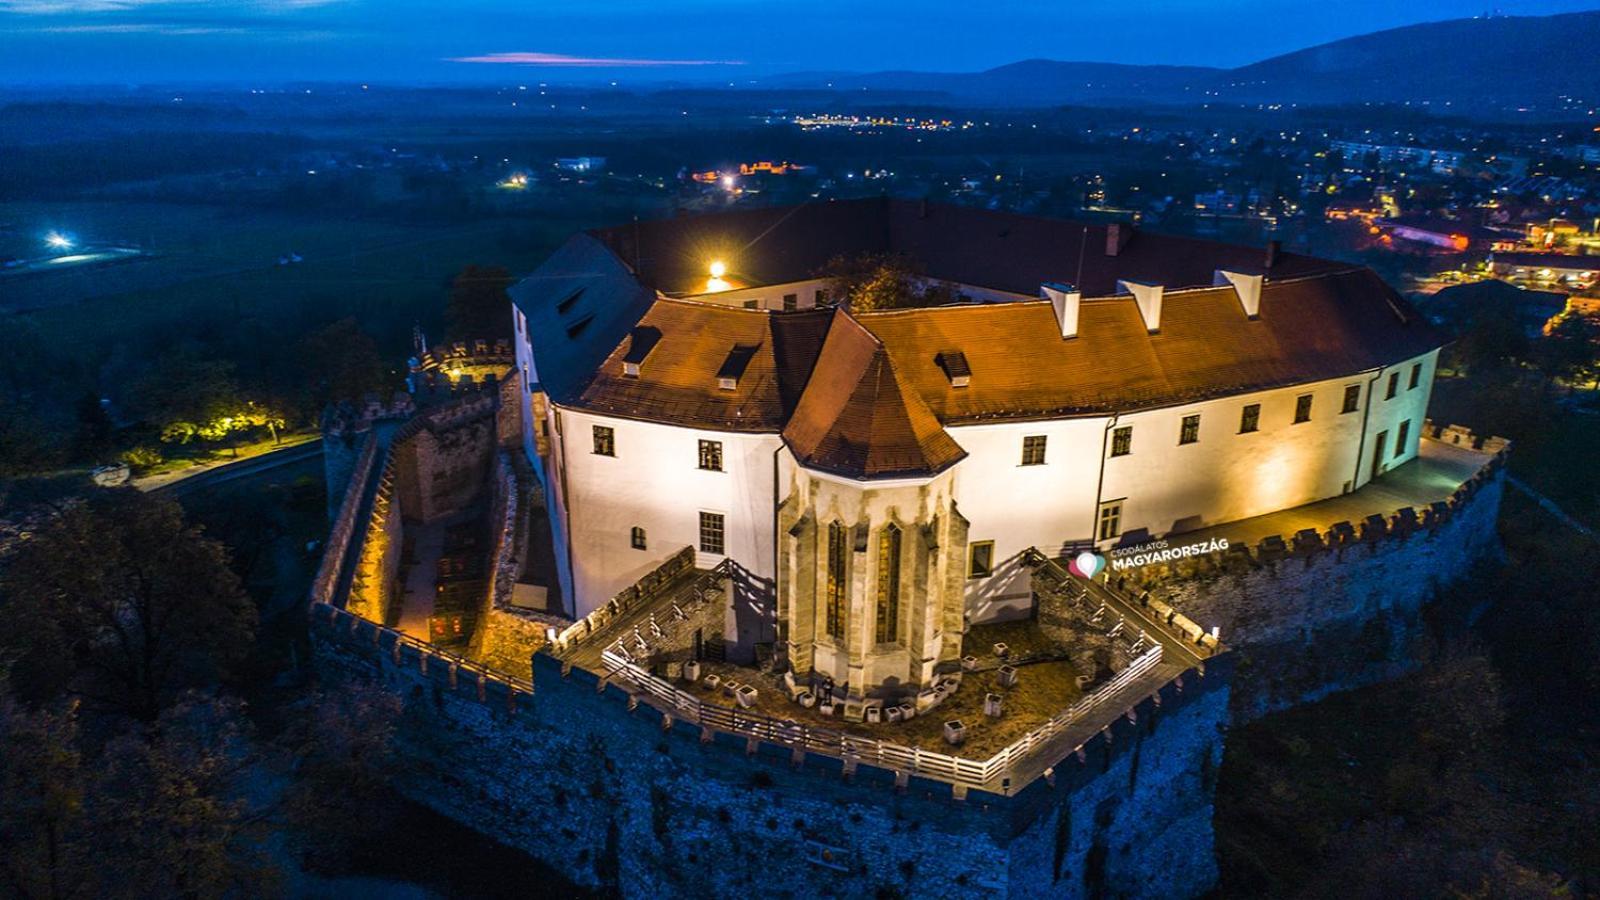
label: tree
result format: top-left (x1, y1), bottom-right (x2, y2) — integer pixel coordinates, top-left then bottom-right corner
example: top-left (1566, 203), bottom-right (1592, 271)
top-left (279, 685), bottom-right (401, 868)
top-left (0, 690), bottom-right (89, 900)
top-left (0, 490), bottom-right (257, 720)
top-left (1534, 313), bottom-right (1600, 390)
top-left (817, 252), bottom-right (961, 312)
top-left (92, 694), bottom-right (274, 898)
top-left (294, 318), bottom-right (392, 416)
top-left (444, 265), bottom-right (514, 342)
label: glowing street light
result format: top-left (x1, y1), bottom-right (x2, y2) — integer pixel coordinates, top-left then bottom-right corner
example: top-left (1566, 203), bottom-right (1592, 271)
top-left (45, 231), bottom-right (73, 251)
top-left (708, 260), bottom-right (727, 279)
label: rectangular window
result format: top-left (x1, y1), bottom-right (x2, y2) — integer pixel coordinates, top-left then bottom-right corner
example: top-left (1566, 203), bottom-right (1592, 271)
top-left (1385, 372), bottom-right (1400, 399)
top-left (1110, 426), bottom-right (1132, 458)
top-left (968, 540), bottom-right (994, 579)
top-left (782, 293), bottom-right (798, 311)
top-left (742, 299), bottom-right (759, 310)
top-left (1342, 384), bottom-right (1361, 414)
top-left (1021, 435), bottom-right (1047, 466)
top-left (1294, 394), bottom-right (1313, 424)
top-left (825, 522), bottom-right (847, 638)
top-left (875, 525), bottom-right (901, 644)
top-left (1239, 404), bottom-right (1260, 434)
top-left (1408, 363), bottom-right (1422, 390)
top-left (698, 439), bottom-right (723, 472)
top-left (814, 289), bottom-right (826, 307)
top-left (698, 512), bottom-right (725, 556)
top-left (592, 425), bottom-right (615, 457)
top-left (630, 526), bottom-right (647, 550)
top-left (1179, 414), bottom-right (1200, 445)
top-left (1097, 500), bottom-right (1123, 542)
top-left (1395, 420), bottom-right (1410, 458)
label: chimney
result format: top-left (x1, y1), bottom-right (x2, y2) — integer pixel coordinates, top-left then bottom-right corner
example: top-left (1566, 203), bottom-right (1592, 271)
top-left (1105, 223), bottom-right (1133, 257)
top-left (1117, 280), bottom-right (1164, 333)
top-left (1214, 269), bottom-right (1264, 319)
top-left (918, 198), bottom-right (929, 219)
top-left (1264, 239), bottom-right (1281, 270)
top-left (1041, 282), bottom-right (1082, 338)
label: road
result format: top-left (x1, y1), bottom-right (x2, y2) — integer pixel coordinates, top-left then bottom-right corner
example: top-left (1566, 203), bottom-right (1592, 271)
top-left (143, 439), bottom-right (323, 497)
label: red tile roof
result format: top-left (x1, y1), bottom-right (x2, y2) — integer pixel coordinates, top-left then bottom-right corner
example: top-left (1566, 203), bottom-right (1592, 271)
top-left (782, 310), bottom-right (967, 479)
top-left (517, 204), bottom-right (1446, 479)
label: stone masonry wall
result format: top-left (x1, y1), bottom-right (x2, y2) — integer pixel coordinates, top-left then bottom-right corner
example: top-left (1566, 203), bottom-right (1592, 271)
top-left (1122, 444), bottom-right (1506, 719)
top-left (310, 603), bottom-right (1231, 898)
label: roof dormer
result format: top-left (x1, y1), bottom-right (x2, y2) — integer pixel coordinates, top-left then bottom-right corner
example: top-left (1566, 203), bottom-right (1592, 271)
top-left (620, 326), bottom-right (661, 377)
top-left (935, 350), bottom-right (971, 388)
top-left (1116, 280), bottom-right (1164, 333)
top-left (716, 344), bottom-right (758, 391)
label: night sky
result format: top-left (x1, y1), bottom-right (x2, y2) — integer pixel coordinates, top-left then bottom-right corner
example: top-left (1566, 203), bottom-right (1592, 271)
top-left (2, 0), bottom-right (1599, 85)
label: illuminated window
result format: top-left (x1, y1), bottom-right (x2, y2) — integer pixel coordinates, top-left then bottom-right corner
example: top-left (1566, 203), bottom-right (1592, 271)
top-left (825, 522), bottom-right (847, 639)
top-left (1294, 394), bottom-right (1313, 424)
top-left (698, 439), bottom-right (723, 472)
top-left (783, 293), bottom-right (798, 311)
top-left (592, 425), bottom-right (614, 457)
top-left (1110, 426), bottom-right (1133, 457)
top-left (1021, 435), bottom-right (1047, 466)
top-left (1385, 372), bottom-right (1400, 400)
top-left (1342, 384), bottom-right (1361, 414)
top-left (1239, 404), bottom-right (1260, 433)
top-left (1098, 500), bottom-right (1123, 541)
top-left (698, 512), bottom-right (725, 556)
top-left (968, 540), bottom-right (995, 579)
top-left (630, 526), bottom-right (647, 550)
top-left (1395, 420), bottom-right (1410, 458)
top-left (875, 525), bottom-right (901, 643)
top-left (1408, 363), bottom-right (1422, 390)
top-left (1179, 414), bottom-right (1200, 445)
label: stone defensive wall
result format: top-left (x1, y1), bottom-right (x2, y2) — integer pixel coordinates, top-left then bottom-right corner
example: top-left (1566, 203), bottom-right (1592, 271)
top-left (1119, 421), bottom-right (1509, 719)
top-left (309, 599), bottom-right (1231, 898)
top-left (309, 430), bottom-right (379, 608)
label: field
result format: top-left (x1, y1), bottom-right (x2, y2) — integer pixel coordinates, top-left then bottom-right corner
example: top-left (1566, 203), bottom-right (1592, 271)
top-left (1, 200), bottom-right (580, 356)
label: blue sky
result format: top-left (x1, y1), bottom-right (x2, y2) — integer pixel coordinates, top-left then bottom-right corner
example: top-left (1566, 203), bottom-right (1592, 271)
top-left (2, 0), bottom-right (1598, 85)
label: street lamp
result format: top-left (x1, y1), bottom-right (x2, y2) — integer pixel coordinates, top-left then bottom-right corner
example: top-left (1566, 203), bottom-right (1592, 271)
top-left (45, 231), bottom-right (73, 251)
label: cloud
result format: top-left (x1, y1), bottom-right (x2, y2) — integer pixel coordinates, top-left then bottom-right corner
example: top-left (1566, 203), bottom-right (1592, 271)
top-left (0, 0), bottom-right (340, 12)
top-left (36, 21), bottom-right (246, 31)
top-left (449, 51), bottom-right (743, 67)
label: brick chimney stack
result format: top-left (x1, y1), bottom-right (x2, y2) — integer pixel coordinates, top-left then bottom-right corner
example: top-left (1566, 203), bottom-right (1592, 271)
top-left (1264, 239), bottom-right (1281, 270)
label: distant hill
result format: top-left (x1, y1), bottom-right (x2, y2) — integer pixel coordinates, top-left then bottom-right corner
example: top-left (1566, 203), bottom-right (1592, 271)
top-left (764, 11), bottom-right (1600, 113)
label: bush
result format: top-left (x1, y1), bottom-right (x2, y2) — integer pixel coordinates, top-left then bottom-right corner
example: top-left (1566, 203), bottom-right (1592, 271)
top-left (119, 445), bottom-right (164, 473)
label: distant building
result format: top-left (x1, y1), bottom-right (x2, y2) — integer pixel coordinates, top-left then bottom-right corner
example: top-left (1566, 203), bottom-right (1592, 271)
top-left (555, 156), bottom-right (606, 173)
top-left (1330, 140), bottom-right (1465, 174)
top-left (1488, 250), bottom-right (1600, 290)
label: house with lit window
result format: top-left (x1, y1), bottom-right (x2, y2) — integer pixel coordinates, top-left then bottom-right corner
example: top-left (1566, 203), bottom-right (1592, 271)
top-left (510, 199), bottom-right (1442, 698)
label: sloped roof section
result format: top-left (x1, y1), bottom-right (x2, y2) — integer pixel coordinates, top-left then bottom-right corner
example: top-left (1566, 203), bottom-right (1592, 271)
top-left (509, 233), bottom-right (657, 401)
top-left (783, 309), bottom-right (967, 480)
top-left (863, 267), bottom-right (1443, 421)
top-left (588, 197), bottom-right (1337, 297)
top-left (570, 300), bottom-right (831, 430)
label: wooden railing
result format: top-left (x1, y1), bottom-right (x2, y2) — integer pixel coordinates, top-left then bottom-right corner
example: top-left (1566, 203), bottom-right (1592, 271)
top-left (599, 641), bottom-right (1163, 792)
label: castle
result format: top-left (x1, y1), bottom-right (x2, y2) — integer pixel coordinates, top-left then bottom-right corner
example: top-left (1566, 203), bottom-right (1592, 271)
top-left (311, 200), bottom-right (1506, 897)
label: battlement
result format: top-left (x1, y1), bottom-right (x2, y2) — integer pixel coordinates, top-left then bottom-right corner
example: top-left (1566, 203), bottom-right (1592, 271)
top-left (322, 391), bottom-right (416, 437)
top-left (1119, 423), bottom-right (1507, 591)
